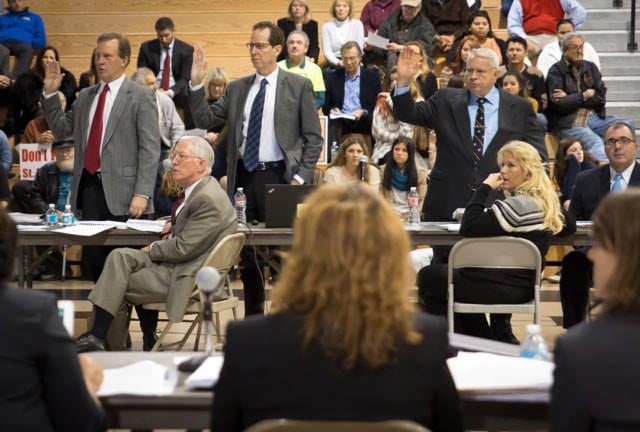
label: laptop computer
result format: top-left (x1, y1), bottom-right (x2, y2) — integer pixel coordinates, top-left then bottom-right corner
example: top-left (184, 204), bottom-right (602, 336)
top-left (264, 184), bottom-right (316, 228)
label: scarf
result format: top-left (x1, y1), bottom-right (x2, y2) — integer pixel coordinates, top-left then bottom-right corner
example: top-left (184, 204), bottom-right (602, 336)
top-left (391, 166), bottom-right (408, 191)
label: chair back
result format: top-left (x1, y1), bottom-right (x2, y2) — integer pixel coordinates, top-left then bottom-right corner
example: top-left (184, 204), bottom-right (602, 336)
top-left (201, 232), bottom-right (246, 280)
top-left (245, 419), bottom-right (431, 432)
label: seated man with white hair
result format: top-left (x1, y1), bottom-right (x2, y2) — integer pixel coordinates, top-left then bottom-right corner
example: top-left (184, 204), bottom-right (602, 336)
top-left (76, 136), bottom-right (237, 352)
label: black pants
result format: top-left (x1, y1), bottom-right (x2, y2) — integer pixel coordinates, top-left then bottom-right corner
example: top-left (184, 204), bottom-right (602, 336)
top-left (235, 162), bottom-right (286, 315)
top-left (559, 248), bottom-right (592, 328)
top-left (327, 116), bottom-right (373, 146)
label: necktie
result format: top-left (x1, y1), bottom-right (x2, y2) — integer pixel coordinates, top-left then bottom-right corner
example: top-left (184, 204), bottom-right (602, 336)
top-left (170, 192), bottom-right (185, 225)
top-left (611, 173), bottom-right (624, 192)
top-left (472, 97), bottom-right (487, 160)
top-left (244, 78), bottom-right (268, 172)
top-left (161, 47), bottom-right (171, 91)
top-left (85, 84), bottom-right (109, 174)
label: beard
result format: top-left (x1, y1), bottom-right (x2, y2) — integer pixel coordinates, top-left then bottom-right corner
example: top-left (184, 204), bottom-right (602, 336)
top-left (56, 158), bottom-right (74, 173)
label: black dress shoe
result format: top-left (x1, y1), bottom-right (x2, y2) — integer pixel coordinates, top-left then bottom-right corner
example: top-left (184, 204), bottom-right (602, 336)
top-left (76, 333), bottom-right (106, 353)
top-left (493, 330), bottom-right (520, 345)
top-left (143, 332), bottom-right (159, 351)
top-left (39, 273), bottom-right (61, 282)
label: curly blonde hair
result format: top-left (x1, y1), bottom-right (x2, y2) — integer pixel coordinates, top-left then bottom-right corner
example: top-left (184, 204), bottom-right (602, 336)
top-left (271, 183), bottom-right (421, 369)
top-left (498, 141), bottom-right (564, 234)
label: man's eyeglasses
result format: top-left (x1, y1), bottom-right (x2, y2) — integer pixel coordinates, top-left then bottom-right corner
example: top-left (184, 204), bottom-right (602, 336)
top-left (566, 44), bottom-right (584, 51)
top-left (169, 152), bottom-right (201, 163)
top-left (246, 42), bottom-right (272, 51)
top-left (465, 67), bottom-right (495, 77)
top-left (605, 137), bottom-right (636, 147)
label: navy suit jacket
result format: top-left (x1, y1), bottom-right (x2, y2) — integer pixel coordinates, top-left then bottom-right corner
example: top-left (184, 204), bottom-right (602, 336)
top-left (137, 38), bottom-right (194, 98)
top-left (323, 66), bottom-right (382, 117)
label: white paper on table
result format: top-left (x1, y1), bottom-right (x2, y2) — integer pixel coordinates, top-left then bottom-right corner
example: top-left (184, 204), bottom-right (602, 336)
top-left (447, 352), bottom-right (554, 392)
top-left (17, 224), bottom-right (49, 231)
top-left (98, 360), bottom-right (177, 396)
top-left (329, 112), bottom-right (357, 121)
top-left (185, 356), bottom-right (225, 390)
top-left (366, 32), bottom-right (389, 50)
top-left (576, 220), bottom-right (593, 228)
top-left (10, 212), bottom-right (43, 224)
top-left (53, 224), bottom-right (115, 237)
top-left (126, 218), bottom-right (167, 233)
top-left (435, 223), bottom-right (461, 232)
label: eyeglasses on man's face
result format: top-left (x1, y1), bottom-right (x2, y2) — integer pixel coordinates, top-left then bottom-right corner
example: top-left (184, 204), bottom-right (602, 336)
top-left (465, 67), bottom-right (495, 77)
top-left (169, 152), bottom-right (201, 163)
top-left (605, 137), bottom-right (636, 147)
top-left (246, 42), bottom-right (272, 51)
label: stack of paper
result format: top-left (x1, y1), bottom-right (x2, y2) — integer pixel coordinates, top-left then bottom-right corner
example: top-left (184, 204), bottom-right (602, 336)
top-left (185, 356), bottom-right (225, 390)
top-left (98, 360), bottom-right (177, 396)
top-left (126, 218), bottom-right (167, 233)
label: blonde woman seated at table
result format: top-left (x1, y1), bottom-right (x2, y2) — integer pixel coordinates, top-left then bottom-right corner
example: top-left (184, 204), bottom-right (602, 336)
top-left (212, 183), bottom-right (463, 431)
top-left (324, 134), bottom-right (381, 191)
top-left (552, 189), bottom-right (640, 432)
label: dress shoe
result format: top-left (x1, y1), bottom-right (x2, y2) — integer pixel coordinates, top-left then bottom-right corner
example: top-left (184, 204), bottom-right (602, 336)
top-left (39, 273), bottom-right (61, 282)
top-left (490, 315), bottom-right (520, 345)
top-left (492, 330), bottom-right (520, 345)
top-left (143, 332), bottom-right (159, 351)
top-left (76, 333), bottom-right (106, 353)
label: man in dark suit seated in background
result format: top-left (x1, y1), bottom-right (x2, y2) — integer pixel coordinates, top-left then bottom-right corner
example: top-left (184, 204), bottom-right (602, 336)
top-left (76, 136), bottom-right (236, 352)
top-left (560, 122), bottom-right (640, 328)
top-left (137, 17), bottom-right (195, 128)
top-left (323, 41), bottom-right (382, 145)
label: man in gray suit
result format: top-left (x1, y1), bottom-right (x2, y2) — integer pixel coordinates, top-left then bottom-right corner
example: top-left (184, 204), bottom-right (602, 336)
top-left (42, 32), bottom-right (160, 281)
top-left (188, 21), bottom-right (323, 315)
top-left (76, 136), bottom-right (237, 352)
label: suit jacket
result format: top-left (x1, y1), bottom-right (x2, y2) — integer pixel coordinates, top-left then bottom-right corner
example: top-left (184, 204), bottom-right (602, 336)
top-left (0, 285), bottom-right (107, 432)
top-left (137, 38), bottom-right (194, 98)
top-left (276, 18), bottom-right (320, 63)
top-left (189, 69), bottom-right (323, 199)
top-left (42, 78), bottom-right (160, 216)
top-left (156, 90), bottom-right (185, 149)
top-left (393, 87), bottom-right (546, 221)
top-left (551, 313), bottom-right (640, 432)
top-left (570, 162), bottom-right (640, 220)
top-left (212, 312), bottom-right (463, 432)
top-left (323, 66), bottom-right (382, 117)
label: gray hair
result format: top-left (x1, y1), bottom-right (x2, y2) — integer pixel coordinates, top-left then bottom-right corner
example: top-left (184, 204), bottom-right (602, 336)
top-left (561, 32), bottom-right (585, 52)
top-left (467, 47), bottom-right (499, 69)
top-left (131, 67), bottom-right (155, 85)
top-left (287, 29), bottom-right (310, 48)
top-left (179, 135), bottom-right (214, 170)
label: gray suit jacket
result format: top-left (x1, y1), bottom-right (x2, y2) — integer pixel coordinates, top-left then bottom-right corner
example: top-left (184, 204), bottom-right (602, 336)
top-left (189, 69), bottom-right (323, 198)
top-left (42, 78), bottom-right (161, 216)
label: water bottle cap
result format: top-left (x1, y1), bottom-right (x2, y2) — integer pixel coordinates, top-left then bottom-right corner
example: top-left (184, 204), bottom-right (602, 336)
top-left (526, 324), bottom-right (541, 334)
top-left (49, 203), bottom-right (55, 208)
top-left (410, 186), bottom-right (416, 191)
top-left (65, 204), bottom-right (71, 210)
top-left (237, 187), bottom-right (243, 192)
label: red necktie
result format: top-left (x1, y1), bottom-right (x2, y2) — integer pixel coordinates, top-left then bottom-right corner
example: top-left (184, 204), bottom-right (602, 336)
top-left (161, 47), bottom-right (171, 91)
top-left (85, 84), bottom-right (109, 174)
top-left (170, 192), bottom-right (185, 225)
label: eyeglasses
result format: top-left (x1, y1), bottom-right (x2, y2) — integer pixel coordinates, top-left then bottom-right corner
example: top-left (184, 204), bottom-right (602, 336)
top-left (246, 42), bottom-right (272, 51)
top-left (566, 44), bottom-right (584, 51)
top-left (465, 67), bottom-right (495, 77)
top-left (169, 152), bottom-right (201, 162)
top-left (605, 137), bottom-right (636, 147)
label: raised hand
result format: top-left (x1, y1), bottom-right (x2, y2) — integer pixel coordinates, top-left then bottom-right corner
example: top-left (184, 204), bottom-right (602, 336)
top-left (43, 60), bottom-right (64, 94)
top-left (396, 47), bottom-right (420, 88)
top-left (190, 47), bottom-right (208, 86)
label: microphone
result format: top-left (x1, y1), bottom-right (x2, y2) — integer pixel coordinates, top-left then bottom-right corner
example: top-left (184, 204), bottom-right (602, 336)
top-left (162, 158), bottom-right (173, 171)
top-left (178, 267), bottom-right (223, 373)
top-left (358, 155), bottom-right (368, 181)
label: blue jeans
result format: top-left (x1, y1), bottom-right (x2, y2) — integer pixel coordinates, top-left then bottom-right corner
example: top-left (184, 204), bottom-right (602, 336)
top-left (557, 114), bottom-right (632, 162)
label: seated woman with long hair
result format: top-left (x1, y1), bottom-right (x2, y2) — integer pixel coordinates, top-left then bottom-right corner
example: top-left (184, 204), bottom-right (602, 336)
top-left (418, 141), bottom-right (576, 343)
top-left (324, 134), bottom-right (381, 191)
top-left (447, 11), bottom-right (506, 66)
top-left (553, 136), bottom-right (599, 211)
top-left (380, 136), bottom-right (427, 219)
top-left (439, 35), bottom-right (480, 88)
top-left (212, 184), bottom-right (463, 431)
top-left (552, 189), bottom-right (640, 431)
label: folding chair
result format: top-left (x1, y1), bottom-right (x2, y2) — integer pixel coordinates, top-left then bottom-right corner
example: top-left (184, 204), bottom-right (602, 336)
top-left (245, 419), bottom-right (431, 432)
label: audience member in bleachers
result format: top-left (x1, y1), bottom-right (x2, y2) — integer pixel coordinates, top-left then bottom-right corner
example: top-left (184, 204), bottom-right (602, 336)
top-left (448, 11), bottom-right (506, 66)
top-left (380, 136), bottom-right (427, 217)
top-left (200, 67), bottom-right (229, 188)
top-left (536, 19), bottom-right (600, 78)
top-left (324, 41), bottom-right (381, 145)
top-left (0, 208), bottom-right (107, 432)
top-left (423, 0), bottom-right (471, 57)
top-left (321, 0), bottom-right (365, 69)
top-left (137, 16), bottom-right (194, 125)
top-left (365, 0), bottom-right (436, 71)
top-left (0, 164), bottom-right (8, 206)
top-left (324, 133), bottom-right (381, 191)
top-left (0, 128), bottom-right (11, 172)
top-left (19, 91), bottom-right (65, 145)
top-left (418, 141), bottom-right (575, 342)
top-left (552, 189), bottom-right (640, 432)
top-left (546, 33), bottom-right (630, 162)
top-left (42, 32), bottom-right (161, 283)
top-left (439, 34), bottom-right (480, 87)
top-left (277, 0), bottom-right (319, 63)
top-left (0, 0), bottom-right (46, 78)
top-left (553, 136), bottom-right (598, 211)
top-left (560, 122), bottom-right (640, 328)
top-left (6, 45), bottom-right (76, 139)
top-left (498, 37), bottom-right (546, 125)
top-left (507, 0), bottom-right (586, 57)
top-left (212, 183), bottom-right (463, 432)
top-left (500, 69), bottom-right (546, 130)
top-left (76, 136), bottom-right (236, 353)
top-left (406, 40), bottom-right (438, 100)
top-left (78, 48), bottom-right (98, 91)
top-left (278, 30), bottom-right (326, 109)
top-left (393, 47), bottom-right (546, 273)
top-left (188, 21), bottom-right (323, 316)
top-left (360, 0), bottom-right (401, 36)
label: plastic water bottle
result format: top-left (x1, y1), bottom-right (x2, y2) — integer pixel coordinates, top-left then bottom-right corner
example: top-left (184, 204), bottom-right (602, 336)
top-left (234, 187), bottom-right (247, 225)
top-left (61, 204), bottom-right (75, 226)
top-left (519, 324), bottom-right (550, 361)
top-left (330, 140), bottom-right (339, 162)
top-left (407, 187), bottom-right (420, 225)
top-left (45, 203), bottom-right (58, 226)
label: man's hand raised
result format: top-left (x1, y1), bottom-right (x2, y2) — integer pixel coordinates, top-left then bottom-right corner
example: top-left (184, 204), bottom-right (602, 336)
top-left (395, 47), bottom-right (421, 88)
top-left (190, 47), bottom-right (208, 86)
top-left (43, 60), bottom-right (64, 95)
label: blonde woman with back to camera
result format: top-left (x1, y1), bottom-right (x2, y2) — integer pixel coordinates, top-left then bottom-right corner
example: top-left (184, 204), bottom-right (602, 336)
top-left (211, 183), bottom-right (463, 431)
